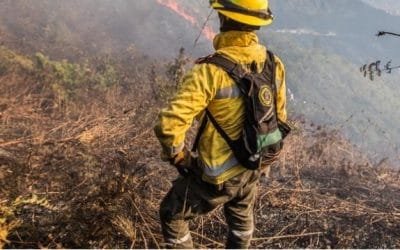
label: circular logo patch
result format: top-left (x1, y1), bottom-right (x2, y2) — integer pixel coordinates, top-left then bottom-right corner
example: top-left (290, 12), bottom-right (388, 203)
top-left (259, 86), bottom-right (273, 107)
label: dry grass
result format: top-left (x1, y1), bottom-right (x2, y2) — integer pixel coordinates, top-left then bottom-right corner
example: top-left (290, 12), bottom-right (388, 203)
top-left (0, 47), bottom-right (399, 249)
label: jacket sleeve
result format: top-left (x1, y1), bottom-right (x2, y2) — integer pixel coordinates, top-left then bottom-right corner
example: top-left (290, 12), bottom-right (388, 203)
top-left (275, 56), bottom-right (287, 123)
top-left (154, 64), bottom-right (217, 159)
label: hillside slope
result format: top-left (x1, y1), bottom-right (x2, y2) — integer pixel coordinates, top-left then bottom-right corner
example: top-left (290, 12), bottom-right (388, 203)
top-left (177, 0), bottom-right (400, 63)
top-left (269, 0), bottom-right (400, 62)
top-left (1, 46), bottom-right (400, 249)
top-left (265, 34), bottom-right (400, 160)
top-left (0, 0), bottom-right (212, 60)
top-left (1, 0), bottom-right (399, 163)
top-left (1, 1), bottom-right (400, 247)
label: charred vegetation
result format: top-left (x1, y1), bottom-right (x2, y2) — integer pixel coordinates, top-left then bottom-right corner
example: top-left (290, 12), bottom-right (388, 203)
top-left (0, 0), bottom-right (399, 248)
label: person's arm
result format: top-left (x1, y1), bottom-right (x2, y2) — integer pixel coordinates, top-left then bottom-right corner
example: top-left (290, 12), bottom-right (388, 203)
top-left (154, 64), bottom-right (217, 161)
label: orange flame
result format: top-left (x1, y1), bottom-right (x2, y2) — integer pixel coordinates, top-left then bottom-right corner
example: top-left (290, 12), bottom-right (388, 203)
top-left (156, 0), bottom-right (196, 25)
top-left (156, 0), bottom-right (216, 41)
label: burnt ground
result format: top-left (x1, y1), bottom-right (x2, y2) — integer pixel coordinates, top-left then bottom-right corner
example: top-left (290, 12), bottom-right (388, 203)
top-left (1, 46), bottom-right (400, 249)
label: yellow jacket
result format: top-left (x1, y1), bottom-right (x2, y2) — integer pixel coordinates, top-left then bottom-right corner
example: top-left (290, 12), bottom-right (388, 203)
top-left (154, 31), bottom-right (287, 184)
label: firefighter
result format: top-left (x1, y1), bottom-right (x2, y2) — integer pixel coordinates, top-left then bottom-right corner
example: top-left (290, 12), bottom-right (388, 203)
top-left (154, 0), bottom-right (287, 248)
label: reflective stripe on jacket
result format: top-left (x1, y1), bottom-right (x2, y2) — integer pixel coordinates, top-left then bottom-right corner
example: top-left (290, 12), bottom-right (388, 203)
top-left (154, 31), bottom-right (287, 184)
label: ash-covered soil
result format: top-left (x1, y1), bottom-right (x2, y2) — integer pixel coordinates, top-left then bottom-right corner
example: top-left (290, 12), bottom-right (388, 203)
top-left (1, 46), bottom-right (399, 249)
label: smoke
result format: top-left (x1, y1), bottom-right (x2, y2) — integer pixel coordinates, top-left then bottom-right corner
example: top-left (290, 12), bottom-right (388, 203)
top-left (362, 0), bottom-right (400, 16)
top-left (156, 0), bottom-right (216, 41)
top-left (156, 0), bottom-right (197, 25)
top-left (273, 29), bottom-right (337, 37)
top-left (0, 0), bottom-right (217, 59)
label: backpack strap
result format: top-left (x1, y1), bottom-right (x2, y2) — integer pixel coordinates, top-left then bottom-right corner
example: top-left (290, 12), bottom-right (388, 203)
top-left (196, 53), bottom-right (246, 83)
top-left (192, 51), bottom-right (278, 152)
top-left (203, 51), bottom-right (277, 150)
top-left (205, 109), bottom-right (235, 148)
top-left (265, 50), bottom-right (291, 139)
top-left (192, 54), bottom-right (245, 153)
top-left (265, 50), bottom-right (278, 113)
top-left (191, 108), bottom-right (236, 153)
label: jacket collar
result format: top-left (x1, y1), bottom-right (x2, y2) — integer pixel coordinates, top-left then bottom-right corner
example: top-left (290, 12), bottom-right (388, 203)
top-left (213, 31), bottom-right (259, 50)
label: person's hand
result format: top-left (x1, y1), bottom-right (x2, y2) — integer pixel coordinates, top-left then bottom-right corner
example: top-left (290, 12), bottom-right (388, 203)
top-left (168, 149), bottom-right (192, 176)
top-left (169, 150), bottom-right (186, 167)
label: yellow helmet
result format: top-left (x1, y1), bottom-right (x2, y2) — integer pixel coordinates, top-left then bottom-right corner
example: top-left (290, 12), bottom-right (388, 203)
top-left (210, 0), bottom-right (273, 26)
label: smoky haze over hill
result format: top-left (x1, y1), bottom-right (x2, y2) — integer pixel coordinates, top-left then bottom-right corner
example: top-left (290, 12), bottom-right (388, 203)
top-left (0, 0), bottom-right (213, 59)
top-left (0, 0), bottom-right (399, 165)
top-left (363, 0), bottom-right (400, 16)
top-left (269, 0), bottom-right (400, 63)
top-left (1, 0), bottom-right (399, 61)
top-left (1, 1), bottom-right (400, 248)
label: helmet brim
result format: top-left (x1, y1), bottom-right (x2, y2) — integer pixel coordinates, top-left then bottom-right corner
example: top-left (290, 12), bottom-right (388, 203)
top-left (211, 2), bottom-right (273, 26)
top-left (216, 9), bottom-right (273, 26)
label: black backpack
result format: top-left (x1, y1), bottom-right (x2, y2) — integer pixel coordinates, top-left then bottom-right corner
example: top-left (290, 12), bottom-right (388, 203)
top-left (193, 50), bottom-right (291, 170)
